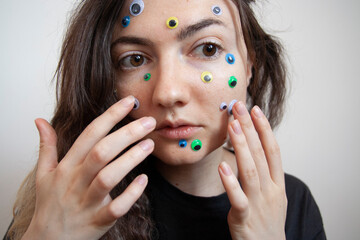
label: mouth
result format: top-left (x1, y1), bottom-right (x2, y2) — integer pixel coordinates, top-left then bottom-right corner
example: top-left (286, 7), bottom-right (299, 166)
top-left (155, 120), bottom-right (201, 139)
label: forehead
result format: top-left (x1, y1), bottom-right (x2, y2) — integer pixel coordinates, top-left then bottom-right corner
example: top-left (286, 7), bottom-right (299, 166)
top-left (115, 0), bottom-right (240, 38)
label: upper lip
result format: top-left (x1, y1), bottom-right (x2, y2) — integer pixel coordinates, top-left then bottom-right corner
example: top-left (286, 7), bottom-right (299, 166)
top-left (156, 119), bottom-right (196, 130)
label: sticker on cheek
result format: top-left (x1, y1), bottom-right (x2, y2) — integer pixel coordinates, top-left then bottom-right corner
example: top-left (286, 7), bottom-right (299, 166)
top-left (121, 16), bottom-right (130, 27)
top-left (212, 5), bottom-right (222, 16)
top-left (144, 73), bottom-right (151, 81)
top-left (201, 71), bottom-right (213, 83)
top-left (226, 53), bottom-right (235, 64)
top-left (191, 139), bottom-right (202, 151)
top-left (166, 17), bottom-right (179, 29)
top-left (133, 97), bottom-right (140, 110)
top-left (130, 0), bottom-right (144, 16)
top-left (220, 102), bottom-right (227, 111)
top-left (228, 76), bottom-right (238, 88)
top-left (179, 139), bottom-right (187, 148)
top-left (228, 99), bottom-right (238, 115)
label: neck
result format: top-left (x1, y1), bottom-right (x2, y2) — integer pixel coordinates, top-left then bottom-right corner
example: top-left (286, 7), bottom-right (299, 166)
top-left (155, 147), bottom-right (237, 197)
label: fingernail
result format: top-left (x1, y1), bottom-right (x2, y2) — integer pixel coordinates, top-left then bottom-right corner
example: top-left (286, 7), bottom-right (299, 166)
top-left (140, 117), bottom-right (156, 129)
top-left (220, 162), bottom-right (232, 176)
top-left (231, 120), bottom-right (242, 135)
top-left (234, 102), bottom-right (247, 116)
top-left (136, 174), bottom-right (148, 185)
top-left (121, 95), bottom-right (134, 107)
top-left (253, 106), bottom-right (264, 118)
top-left (139, 139), bottom-right (153, 151)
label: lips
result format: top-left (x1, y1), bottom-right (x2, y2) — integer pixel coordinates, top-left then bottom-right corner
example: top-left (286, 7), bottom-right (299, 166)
top-left (156, 120), bottom-right (201, 139)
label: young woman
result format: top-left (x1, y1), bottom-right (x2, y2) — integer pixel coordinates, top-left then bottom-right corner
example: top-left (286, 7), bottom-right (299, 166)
top-left (5, 0), bottom-right (326, 239)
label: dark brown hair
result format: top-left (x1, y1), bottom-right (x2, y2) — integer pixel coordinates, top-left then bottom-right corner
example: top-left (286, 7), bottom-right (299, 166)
top-left (8, 0), bottom-right (286, 239)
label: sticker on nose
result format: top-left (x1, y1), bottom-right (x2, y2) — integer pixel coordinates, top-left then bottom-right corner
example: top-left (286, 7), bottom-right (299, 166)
top-left (166, 17), bottom-right (179, 29)
top-left (201, 71), bottom-right (213, 83)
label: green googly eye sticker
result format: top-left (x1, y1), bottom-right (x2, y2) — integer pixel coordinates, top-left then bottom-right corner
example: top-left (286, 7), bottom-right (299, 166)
top-left (144, 73), bottom-right (151, 81)
top-left (228, 76), bottom-right (237, 88)
top-left (191, 139), bottom-right (202, 151)
top-left (201, 71), bottom-right (213, 83)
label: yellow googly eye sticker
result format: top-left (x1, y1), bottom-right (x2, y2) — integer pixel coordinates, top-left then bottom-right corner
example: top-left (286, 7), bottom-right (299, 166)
top-left (201, 71), bottom-right (213, 83)
top-left (166, 17), bottom-right (179, 29)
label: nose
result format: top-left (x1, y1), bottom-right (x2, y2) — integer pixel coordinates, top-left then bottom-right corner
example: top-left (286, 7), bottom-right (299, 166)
top-left (151, 58), bottom-right (191, 108)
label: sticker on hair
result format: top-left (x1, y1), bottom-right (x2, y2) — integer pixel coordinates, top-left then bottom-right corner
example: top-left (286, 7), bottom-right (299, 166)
top-left (226, 53), bottom-right (235, 64)
top-left (220, 102), bottom-right (227, 111)
top-left (228, 76), bottom-right (237, 88)
top-left (144, 73), bottom-right (151, 81)
top-left (201, 71), bottom-right (213, 83)
top-left (228, 99), bottom-right (238, 115)
top-left (166, 17), bottom-right (179, 29)
top-left (179, 139), bottom-right (187, 148)
top-left (130, 0), bottom-right (144, 16)
top-left (191, 139), bottom-right (202, 151)
top-left (212, 5), bottom-right (222, 16)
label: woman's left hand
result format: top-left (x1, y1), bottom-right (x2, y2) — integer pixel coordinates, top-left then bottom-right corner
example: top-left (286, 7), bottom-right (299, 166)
top-left (218, 101), bottom-right (287, 240)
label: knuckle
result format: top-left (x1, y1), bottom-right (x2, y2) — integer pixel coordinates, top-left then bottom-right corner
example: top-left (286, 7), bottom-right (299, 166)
top-left (252, 146), bottom-right (265, 160)
top-left (268, 143), bottom-right (281, 157)
top-left (96, 172), bottom-right (114, 191)
top-left (122, 125), bottom-right (138, 139)
top-left (90, 144), bottom-right (109, 164)
top-left (243, 168), bottom-right (258, 181)
top-left (107, 106), bottom-right (122, 120)
top-left (108, 203), bottom-right (126, 219)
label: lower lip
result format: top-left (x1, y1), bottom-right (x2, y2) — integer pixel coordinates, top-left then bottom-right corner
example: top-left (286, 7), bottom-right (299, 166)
top-left (157, 126), bottom-right (201, 139)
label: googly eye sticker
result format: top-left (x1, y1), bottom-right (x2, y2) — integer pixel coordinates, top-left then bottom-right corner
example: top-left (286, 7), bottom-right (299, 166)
top-left (133, 97), bottom-right (140, 110)
top-left (226, 53), bottom-right (235, 64)
top-left (191, 139), bottom-right (202, 151)
top-left (130, 0), bottom-right (144, 16)
top-left (144, 73), bottom-right (151, 81)
top-left (220, 102), bottom-right (227, 111)
top-left (228, 99), bottom-right (238, 115)
top-left (228, 76), bottom-right (238, 88)
top-left (121, 16), bottom-right (130, 27)
top-left (179, 139), bottom-right (187, 148)
top-left (166, 17), bottom-right (179, 29)
top-left (212, 5), bottom-right (222, 16)
top-left (201, 71), bottom-right (213, 83)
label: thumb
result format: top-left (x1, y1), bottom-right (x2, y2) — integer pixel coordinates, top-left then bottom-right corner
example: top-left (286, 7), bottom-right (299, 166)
top-left (35, 118), bottom-right (58, 181)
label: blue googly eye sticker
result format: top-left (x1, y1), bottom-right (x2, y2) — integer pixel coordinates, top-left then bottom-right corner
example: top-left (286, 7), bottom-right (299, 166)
top-left (133, 97), bottom-right (140, 110)
top-left (220, 102), bottom-right (227, 111)
top-left (179, 139), bottom-right (187, 148)
top-left (228, 76), bottom-right (238, 88)
top-left (226, 53), bottom-right (235, 64)
top-left (122, 16), bottom-right (130, 27)
top-left (130, 0), bottom-right (144, 16)
top-left (212, 5), bottom-right (222, 16)
top-left (228, 99), bottom-right (238, 115)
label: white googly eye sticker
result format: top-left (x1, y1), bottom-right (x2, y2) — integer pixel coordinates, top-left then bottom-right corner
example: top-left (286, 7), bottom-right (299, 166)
top-left (133, 97), bottom-right (140, 110)
top-left (228, 99), bottom-right (238, 115)
top-left (212, 5), bottom-right (222, 16)
top-left (220, 102), bottom-right (227, 111)
top-left (130, 0), bottom-right (144, 16)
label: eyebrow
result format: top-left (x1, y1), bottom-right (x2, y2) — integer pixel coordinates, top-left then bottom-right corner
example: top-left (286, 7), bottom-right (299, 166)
top-left (111, 36), bottom-right (154, 51)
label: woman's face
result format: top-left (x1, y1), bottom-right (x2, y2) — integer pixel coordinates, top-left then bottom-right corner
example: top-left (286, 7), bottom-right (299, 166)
top-left (112, 0), bottom-right (251, 165)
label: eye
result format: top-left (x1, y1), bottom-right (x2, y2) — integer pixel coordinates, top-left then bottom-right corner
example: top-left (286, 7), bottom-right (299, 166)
top-left (192, 42), bottom-right (223, 60)
top-left (118, 54), bottom-right (148, 70)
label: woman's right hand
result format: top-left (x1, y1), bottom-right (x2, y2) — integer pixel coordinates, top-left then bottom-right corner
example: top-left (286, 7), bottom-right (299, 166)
top-left (22, 96), bottom-right (156, 240)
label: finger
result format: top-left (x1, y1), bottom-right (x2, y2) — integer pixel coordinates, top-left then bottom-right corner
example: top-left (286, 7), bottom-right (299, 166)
top-left (81, 117), bottom-right (156, 184)
top-left (35, 118), bottom-right (58, 181)
top-left (95, 174), bottom-right (148, 226)
top-left (218, 161), bottom-right (249, 222)
top-left (251, 106), bottom-right (284, 186)
top-left (228, 119), bottom-right (260, 194)
top-left (85, 139), bottom-right (154, 202)
top-left (232, 102), bottom-right (271, 184)
top-left (64, 95), bottom-right (136, 166)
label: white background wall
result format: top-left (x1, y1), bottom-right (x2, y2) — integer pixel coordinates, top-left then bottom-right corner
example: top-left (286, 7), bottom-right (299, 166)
top-left (1, 0), bottom-right (359, 239)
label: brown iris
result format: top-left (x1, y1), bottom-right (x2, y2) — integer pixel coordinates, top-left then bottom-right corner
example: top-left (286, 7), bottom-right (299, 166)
top-left (130, 55), bottom-right (144, 66)
top-left (202, 44), bottom-right (217, 57)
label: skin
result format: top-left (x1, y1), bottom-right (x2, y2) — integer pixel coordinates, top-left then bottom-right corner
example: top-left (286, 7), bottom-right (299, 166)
top-left (23, 0), bottom-right (287, 239)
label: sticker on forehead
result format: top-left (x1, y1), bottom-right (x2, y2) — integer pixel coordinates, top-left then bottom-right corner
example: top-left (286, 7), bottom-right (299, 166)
top-left (122, 16), bottom-right (130, 27)
top-left (201, 71), bottom-right (213, 83)
top-left (166, 17), bottom-right (179, 29)
top-left (130, 0), bottom-right (144, 16)
top-left (226, 53), bottom-right (235, 64)
top-left (212, 5), bottom-right (222, 16)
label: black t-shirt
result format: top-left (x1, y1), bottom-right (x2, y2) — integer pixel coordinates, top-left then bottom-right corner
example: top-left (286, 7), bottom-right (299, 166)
top-left (146, 168), bottom-right (326, 240)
